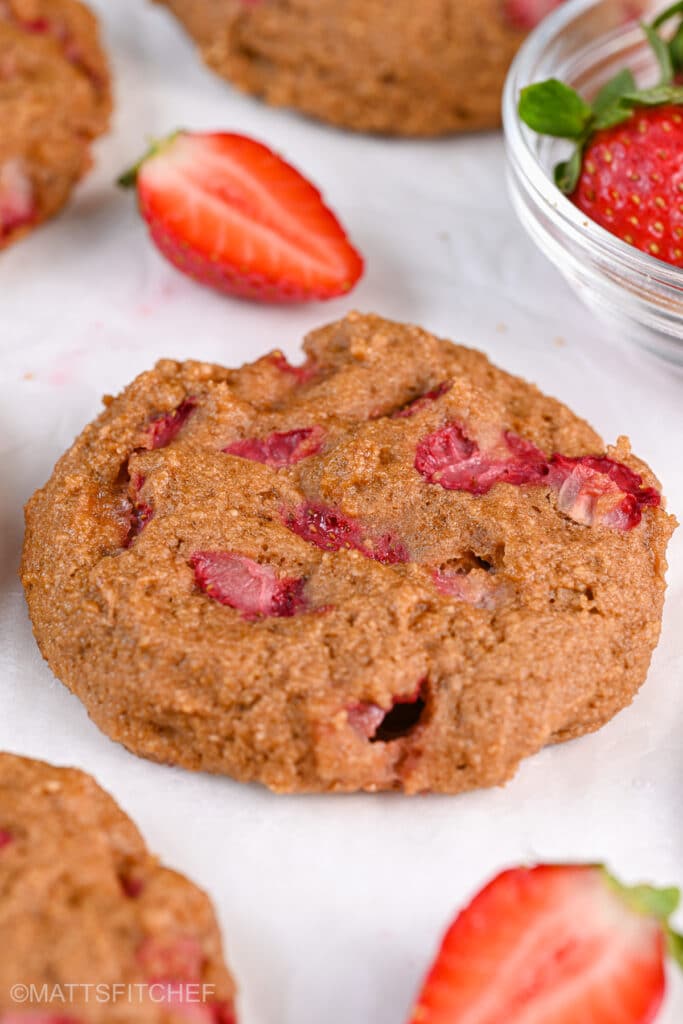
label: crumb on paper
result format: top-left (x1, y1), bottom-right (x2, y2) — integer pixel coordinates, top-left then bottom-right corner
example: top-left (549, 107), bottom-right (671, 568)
top-left (554, 336), bottom-right (567, 348)
top-left (22, 371), bottom-right (34, 381)
top-left (496, 323), bottom-right (508, 334)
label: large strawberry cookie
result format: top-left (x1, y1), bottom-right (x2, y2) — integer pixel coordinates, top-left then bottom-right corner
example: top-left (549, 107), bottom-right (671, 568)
top-left (152, 0), bottom-right (563, 136)
top-left (22, 313), bottom-right (675, 793)
top-left (0, 753), bottom-right (237, 1022)
top-left (0, 0), bottom-right (110, 250)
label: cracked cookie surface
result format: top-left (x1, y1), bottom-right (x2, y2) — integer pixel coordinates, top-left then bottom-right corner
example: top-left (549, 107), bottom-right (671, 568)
top-left (0, 0), bottom-right (110, 249)
top-left (22, 313), bottom-right (675, 793)
top-left (0, 753), bottom-right (236, 1022)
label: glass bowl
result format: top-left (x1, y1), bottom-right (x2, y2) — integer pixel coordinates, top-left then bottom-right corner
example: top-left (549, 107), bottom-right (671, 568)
top-left (503, 0), bottom-right (683, 363)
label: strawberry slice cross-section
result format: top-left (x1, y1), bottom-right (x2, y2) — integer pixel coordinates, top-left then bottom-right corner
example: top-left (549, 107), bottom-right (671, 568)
top-left (119, 132), bottom-right (364, 303)
top-left (408, 863), bottom-right (683, 1024)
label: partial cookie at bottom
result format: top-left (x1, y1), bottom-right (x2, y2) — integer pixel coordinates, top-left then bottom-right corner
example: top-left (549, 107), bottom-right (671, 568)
top-left (0, 753), bottom-right (237, 1022)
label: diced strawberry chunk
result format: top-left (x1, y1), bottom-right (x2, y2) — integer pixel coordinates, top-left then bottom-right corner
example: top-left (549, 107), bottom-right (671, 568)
top-left (284, 503), bottom-right (409, 564)
top-left (146, 398), bottom-right (197, 449)
top-left (124, 501), bottom-right (153, 546)
top-left (268, 351), bottom-right (318, 382)
top-left (347, 703), bottom-right (387, 739)
top-left (147, 986), bottom-right (237, 1024)
top-left (122, 472), bottom-right (153, 547)
top-left (0, 158), bottom-right (35, 237)
top-left (0, 829), bottom-right (12, 849)
top-left (348, 684), bottom-right (426, 742)
top-left (224, 426), bottom-right (323, 467)
top-left (21, 16), bottom-right (51, 32)
top-left (433, 569), bottom-right (502, 609)
top-left (415, 423), bottom-right (548, 494)
top-left (209, 1005), bottom-right (237, 1024)
top-left (137, 935), bottom-right (205, 981)
top-left (549, 454), bottom-right (661, 530)
top-left (191, 551), bottom-right (306, 618)
top-left (391, 381), bottom-right (452, 419)
top-left (119, 873), bottom-right (145, 898)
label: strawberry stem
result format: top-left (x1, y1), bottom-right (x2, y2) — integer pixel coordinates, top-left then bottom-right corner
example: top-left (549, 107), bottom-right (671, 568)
top-left (668, 929), bottom-right (683, 969)
top-left (518, 7), bottom-right (683, 192)
top-left (117, 131), bottom-right (183, 189)
top-left (603, 867), bottom-right (683, 974)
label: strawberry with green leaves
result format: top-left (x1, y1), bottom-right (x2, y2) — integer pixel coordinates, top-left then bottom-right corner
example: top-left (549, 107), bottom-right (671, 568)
top-left (408, 864), bottom-right (683, 1024)
top-left (519, 3), bottom-right (683, 267)
top-left (119, 132), bottom-right (363, 304)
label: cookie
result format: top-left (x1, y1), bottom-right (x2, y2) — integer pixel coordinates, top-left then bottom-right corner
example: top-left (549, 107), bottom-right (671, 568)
top-left (153, 0), bottom-right (561, 136)
top-left (0, 753), bottom-right (237, 1022)
top-left (22, 313), bottom-right (675, 794)
top-left (0, 0), bottom-right (111, 250)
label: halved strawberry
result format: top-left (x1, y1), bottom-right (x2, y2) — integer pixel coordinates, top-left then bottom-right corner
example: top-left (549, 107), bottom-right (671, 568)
top-left (119, 132), bottom-right (363, 303)
top-left (408, 864), bottom-right (683, 1024)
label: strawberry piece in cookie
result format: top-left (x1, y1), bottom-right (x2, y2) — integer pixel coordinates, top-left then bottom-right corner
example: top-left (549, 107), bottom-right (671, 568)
top-left (549, 454), bottom-right (661, 530)
top-left (191, 551), bottom-right (306, 618)
top-left (122, 472), bottom-right (153, 547)
top-left (348, 685), bottom-right (427, 743)
top-left (0, 158), bottom-right (35, 238)
top-left (268, 351), bottom-right (318, 383)
top-left (285, 502), bottom-right (409, 564)
top-left (433, 568), bottom-right (505, 609)
top-left (0, 829), bottom-right (12, 849)
top-left (137, 934), bottom-right (204, 981)
top-left (139, 935), bottom-right (239, 1021)
top-left (415, 423), bottom-right (548, 494)
top-left (224, 426), bottom-right (323, 467)
top-left (145, 398), bottom-right (196, 449)
top-left (391, 381), bottom-right (452, 419)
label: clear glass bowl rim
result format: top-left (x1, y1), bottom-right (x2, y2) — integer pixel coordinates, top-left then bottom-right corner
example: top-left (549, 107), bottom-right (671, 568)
top-left (502, 0), bottom-right (683, 297)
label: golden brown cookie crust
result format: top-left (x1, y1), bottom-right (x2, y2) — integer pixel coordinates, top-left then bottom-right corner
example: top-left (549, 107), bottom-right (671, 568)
top-left (0, 0), bottom-right (111, 249)
top-left (22, 313), bottom-right (676, 794)
top-left (153, 0), bottom-right (532, 136)
top-left (0, 753), bottom-right (236, 1021)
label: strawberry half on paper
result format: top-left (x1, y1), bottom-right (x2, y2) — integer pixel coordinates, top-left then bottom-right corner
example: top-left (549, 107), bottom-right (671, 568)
top-left (408, 864), bottom-right (683, 1023)
top-left (119, 132), bottom-right (363, 303)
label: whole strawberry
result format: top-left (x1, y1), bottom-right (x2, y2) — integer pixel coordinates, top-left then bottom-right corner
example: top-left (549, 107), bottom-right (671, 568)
top-left (119, 132), bottom-right (363, 304)
top-left (519, 2), bottom-right (683, 268)
top-left (408, 864), bottom-right (683, 1024)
